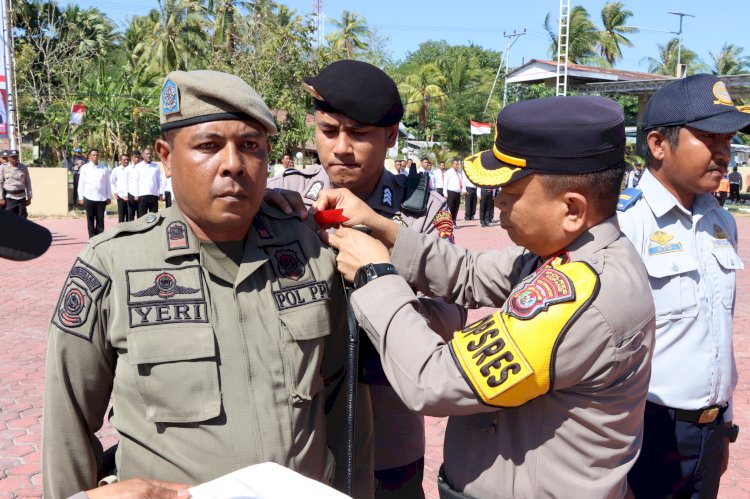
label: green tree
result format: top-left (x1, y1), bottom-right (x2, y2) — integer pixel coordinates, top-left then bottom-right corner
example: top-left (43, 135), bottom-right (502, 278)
top-left (643, 38), bottom-right (703, 76)
top-left (709, 43), bottom-right (750, 75)
top-left (206, 0), bottom-right (253, 55)
top-left (544, 6), bottom-right (601, 65)
top-left (399, 63), bottom-right (447, 134)
top-left (326, 10), bottom-right (371, 58)
top-left (598, 1), bottom-right (637, 66)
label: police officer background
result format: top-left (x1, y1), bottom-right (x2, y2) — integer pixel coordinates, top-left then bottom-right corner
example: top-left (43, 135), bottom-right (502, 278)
top-left (268, 59), bottom-right (465, 498)
top-left (43, 69), bottom-right (373, 499)
top-left (620, 74), bottom-right (750, 499)
top-left (314, 95), bottom-right (655, 498)
top-left (0, 149), bottom-right (32, 218)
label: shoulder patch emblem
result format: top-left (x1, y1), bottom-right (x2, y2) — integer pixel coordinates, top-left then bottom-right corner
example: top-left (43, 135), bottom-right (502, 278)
top-left (432, 210), bottom-right (455, 243)
top-left (305, 181), bottom-right (324, 201)
top-left (52, 258), bottom-right (110, 341)
top-left (617, 188), bottom-right (642, 211)
top-left (648, 230), bottom-right (683, 255)
top-left (275, 249), bottom-right (305, 281)
top-left (382, 186), bottom-right (393, 208)
top-left (161, 79), bottom-right (180, 116)
top-left (126, 266), bottom-right (207, 328)
top-left (166, 221), bottom-right (189, 251)
top-left (253, 215), bottom-right (273, 239)
top-left (507, 268), bottom-right (576, 320)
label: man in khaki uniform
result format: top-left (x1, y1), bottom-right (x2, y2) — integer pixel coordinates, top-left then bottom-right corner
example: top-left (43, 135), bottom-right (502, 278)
top-left (0, 149), bottom-right (32, 218)
top-left (43, 70), bottom-right (373, 499)
top-left (268, 60), bottom-right (464, 498)
top-left (317, 96), bottom-right (656, 498)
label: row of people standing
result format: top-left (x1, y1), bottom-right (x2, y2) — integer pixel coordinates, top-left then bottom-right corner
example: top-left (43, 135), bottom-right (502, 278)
top-left (76, 147), bottom-right (173, 238)
top-left (0, 149), bottom-right (32, 218)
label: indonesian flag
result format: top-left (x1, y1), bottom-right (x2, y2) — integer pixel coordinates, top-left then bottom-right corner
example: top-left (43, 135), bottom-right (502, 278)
top-left (470, 120), bottom-right (492, 135)
top-left (69, 103), bottom-right (85, 125)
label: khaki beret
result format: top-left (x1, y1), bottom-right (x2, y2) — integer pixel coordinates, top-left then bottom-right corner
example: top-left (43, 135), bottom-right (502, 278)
top-left (160, 70), bottom-right (277, 134)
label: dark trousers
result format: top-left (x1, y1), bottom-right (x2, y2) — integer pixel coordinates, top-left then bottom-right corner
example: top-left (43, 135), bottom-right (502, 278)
top-left (730, 184), bottom-right (741, 203)
top-left (446, 190), bottom-right (461, 225)
top-left (127, 194), bottom-right (138, 221)
top-left (375, 457), bottom-right (425, 499)
top-left (628, 401), bottom-right (731, 499)
top-left (4, 197), bottom-right (28, 218)
top-left (138, 195), bottom-right (158, 217)
top-left (480, 190), bottom-right (494, 226)
top-left (164, 191), bottom-right (172, 208)
top-left (83, 198), bottom-right (106, 238)
top-left (464, 187), bottom-right (477, 220)
top-left (116, 197), bottom-right (129, 223)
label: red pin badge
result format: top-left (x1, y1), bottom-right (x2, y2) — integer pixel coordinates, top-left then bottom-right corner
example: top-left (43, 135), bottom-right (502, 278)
top-left (314, 209), bottom-right (349, 226)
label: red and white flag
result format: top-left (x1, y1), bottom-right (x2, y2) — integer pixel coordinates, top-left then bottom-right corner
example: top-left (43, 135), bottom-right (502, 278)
top-left (69, 103), bottom-right (85, 125)
top-left (470, 120), bottom-right (492, 135)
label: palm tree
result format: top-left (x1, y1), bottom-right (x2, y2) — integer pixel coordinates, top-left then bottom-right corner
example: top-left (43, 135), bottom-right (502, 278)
top-left (398, 63), bottom-right (447, 133)
top-left (326, 10), bottom-right (371, 58)
top-left (544, 6), bottom-right (600, 65)
top-left (643, 38), bottom-right (703, 76)
top-left (437, 51), bottom-right (481, 94)
top-left (135, 0), bottom-right (208, 74)
top-left (207, 0), bottom-right (253, 54)
top-left (598, 1), bottom-right (637, 66)
top-left (710, 43), bottom-right (750, 75)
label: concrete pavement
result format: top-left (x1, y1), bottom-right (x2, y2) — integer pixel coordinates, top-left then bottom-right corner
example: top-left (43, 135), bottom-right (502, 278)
top-left (1, 212), bottom-right (749, 498)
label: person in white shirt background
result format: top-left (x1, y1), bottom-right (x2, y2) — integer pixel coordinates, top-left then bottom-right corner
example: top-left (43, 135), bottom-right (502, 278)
top-left (127, 150), bottom-right (141, 220)
top-left (462, 167), bottom-right (477, 221)
top-left (77, 149), bottom-right (111, 238)
top-left (135, 147), bottom-right (162, 217)
top-left (434, 161), bottom-right (445, 193)
top-left (161, 169), bottom-right (174, 208)
top-left (442, 158), bottom-right (463, 226)
top-left (110, 152), bottom-right (132, 223)
top-left (419, 156), bottom-right (437, 191)
top-left (273, 153), bottom-right (296, 178)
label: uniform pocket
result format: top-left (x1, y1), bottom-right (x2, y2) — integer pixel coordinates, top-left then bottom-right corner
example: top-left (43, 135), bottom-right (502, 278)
top-left (644, 254), bottom-right (699, 320)
top-left (127, 326), bottom-right (220, 423)
top-left (712, 248), bottom-right (742, 309)
top-left (279, 305), bottom-right (332, 402)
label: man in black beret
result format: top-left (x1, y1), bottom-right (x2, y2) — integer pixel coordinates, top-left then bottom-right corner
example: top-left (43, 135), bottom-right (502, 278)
top-left (311, 94), bottom-right (656, 498)
top-left (268, 59), bottom-right (465, 498)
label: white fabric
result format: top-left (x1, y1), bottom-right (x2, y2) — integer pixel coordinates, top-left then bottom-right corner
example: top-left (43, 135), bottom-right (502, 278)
top-left (188, 462), bottom-right (348, 499)
top-left (462, 171), bottom-right (475, 191)
top-left (160, 171), bottom-right (172, 195)
top-left (135, 161), bottom-right (162, 197)
top-left (443, 168), bottom-right (462, 194)
top-left (618, 169), bottom-right (742, 420)
top-left (434, 169), bottom-right (444, 190)
top-left (110, 165), bottom-right (130, 198)
top-left (127, 163), bottom-right (139, 195)
top-left (77, 162), bottom-right (111, 202)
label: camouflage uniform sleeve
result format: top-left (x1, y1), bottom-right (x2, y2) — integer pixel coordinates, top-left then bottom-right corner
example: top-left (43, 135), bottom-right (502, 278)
top-left (43, 245), bottom-right (115, 499)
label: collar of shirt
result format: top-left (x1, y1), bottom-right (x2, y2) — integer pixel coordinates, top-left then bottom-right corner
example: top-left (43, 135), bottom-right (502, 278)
top-left (564, 216), bottom-right (621, 273)
top-left (639, 168), bottom-right (720, 223)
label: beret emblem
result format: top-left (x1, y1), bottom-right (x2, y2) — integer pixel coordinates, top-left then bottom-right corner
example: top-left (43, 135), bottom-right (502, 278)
top-left (302, 82), bottom-right (325, 101)
top-left (162, 79), bottom-right (180, 116)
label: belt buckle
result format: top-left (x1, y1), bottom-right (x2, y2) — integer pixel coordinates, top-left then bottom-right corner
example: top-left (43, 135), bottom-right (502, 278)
top-left (698, 407), bottom-right (719, 424)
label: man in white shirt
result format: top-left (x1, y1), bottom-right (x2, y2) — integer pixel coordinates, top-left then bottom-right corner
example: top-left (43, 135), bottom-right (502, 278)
top-left (434, 161), bottom-right (445, 193)
top-left (135, 148), bottom-right (162, 217)
top-left (161, 169), bottom-right (173, 208)
top-left (77, 149), bottom-right (111, 238)
top-left (442, 159), bottom-right (463, 225)
top-left (273, 153), bottom-right (296, 178)
top-left (620, 74), bottom-right (749, 498)
top-left (462, 169), bottom-right (477, 221)
top-left (110, 152), bottom-right (132, 222)
top-left (127, 150), bottom-right (141, 220)
top-left (419, 157), bottom-right (436, 191)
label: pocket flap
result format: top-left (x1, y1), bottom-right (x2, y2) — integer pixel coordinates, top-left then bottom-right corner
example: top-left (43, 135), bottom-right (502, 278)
top-left (280, 306), bottom-right (332, 342)
top-left (644, 254), bottom-right (698, 279)
top-left (712, 248), bottom-right (744, 271)
top-left (127, 326), bottom-right (215, 364)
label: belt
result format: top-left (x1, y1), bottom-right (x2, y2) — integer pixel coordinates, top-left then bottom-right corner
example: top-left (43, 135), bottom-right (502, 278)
top-left (674, 404), bottom-right (727, 424)
top-left (5, 189), bottom-right (25, 196)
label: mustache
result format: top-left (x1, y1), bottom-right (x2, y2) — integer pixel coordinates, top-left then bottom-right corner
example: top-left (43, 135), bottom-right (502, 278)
top-left (707, 163), bottom-right (728, 172)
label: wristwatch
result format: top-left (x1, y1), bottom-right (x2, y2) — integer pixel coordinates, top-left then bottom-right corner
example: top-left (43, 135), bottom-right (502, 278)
top-left (353, 263), bottom-right (398, 289)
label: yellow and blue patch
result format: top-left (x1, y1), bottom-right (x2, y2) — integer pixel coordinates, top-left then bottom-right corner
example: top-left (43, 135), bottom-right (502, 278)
top-left (648, 230), bottom-right (683, 256)
top-left (161, 79), bottom-right (180, 116)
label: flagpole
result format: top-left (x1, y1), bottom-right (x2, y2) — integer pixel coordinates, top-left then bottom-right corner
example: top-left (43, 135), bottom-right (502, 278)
top-left (471, 129), bottom-right (474, 156)
top-left (2, 0), bottom-right (17, 149)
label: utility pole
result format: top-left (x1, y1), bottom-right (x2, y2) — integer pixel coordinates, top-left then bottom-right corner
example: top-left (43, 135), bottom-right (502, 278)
top-left (2, 0), bottom-right (17, 148)
top-left (484, 28), bottom-right (526, 113)
top-left (556, 0), bottom-right (571, 96)
top-left (668, 11), bottom-right (694, 77)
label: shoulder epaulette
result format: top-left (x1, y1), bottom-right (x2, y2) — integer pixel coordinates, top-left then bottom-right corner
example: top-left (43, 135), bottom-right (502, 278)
top-left (617, 188), bottom-right (642, 212)
top-left (257, 202), bottom-right (302, 220)
top-left (90, 212), bottom-right (164, 247)
top-left (283, 164), bottom-right (321, 178)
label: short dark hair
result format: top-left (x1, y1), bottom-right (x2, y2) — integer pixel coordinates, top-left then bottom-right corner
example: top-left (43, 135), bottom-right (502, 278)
top-left (537, 166), bottom-right (627, 218)
top-left (643, 126), bottom-right (681, 167)
top-left (420, 156), bottom-right (428, 161)
top-left (88, 148), bottom-right (99, 155)
top-left (130, 149), bottom-right (142, 156)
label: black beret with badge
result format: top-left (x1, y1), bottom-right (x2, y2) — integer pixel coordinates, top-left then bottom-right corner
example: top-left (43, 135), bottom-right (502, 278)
top-left (464, 95), bottom-right (626, 188)
top-left (303, 60), bottom-right (404, 126)
top-left (641, 73), bottom-right (750, 134)
top-left (160, 70), bottom-right (277, 134)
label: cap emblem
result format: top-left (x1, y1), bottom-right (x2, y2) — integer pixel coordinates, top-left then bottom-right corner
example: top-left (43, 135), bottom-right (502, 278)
top-left (302, 82), bottom-right (325, 101)
top-left (712, 81), bottom-right (734, 107)
top-left (161, 79), bottom-right (180, 116)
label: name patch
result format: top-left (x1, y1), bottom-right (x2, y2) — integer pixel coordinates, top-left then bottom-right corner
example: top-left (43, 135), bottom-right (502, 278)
top-left (52, 258), bottom-right (110, 341)
top-left (126, 266), bottom-right (208, 328)
top-left (273, 281), bottom-right (330, 310)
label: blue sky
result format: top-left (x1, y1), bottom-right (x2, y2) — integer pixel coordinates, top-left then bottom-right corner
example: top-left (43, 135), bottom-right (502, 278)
top-left (61, 0), bottom-right (747, 73)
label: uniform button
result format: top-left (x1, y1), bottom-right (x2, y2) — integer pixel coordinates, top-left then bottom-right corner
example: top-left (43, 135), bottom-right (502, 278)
top-left (144, 214), bottom-right (157, 223)
top-left (672, 264), bottom-right (679, 272)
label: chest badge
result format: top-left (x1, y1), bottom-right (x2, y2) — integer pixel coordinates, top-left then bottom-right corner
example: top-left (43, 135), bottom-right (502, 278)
top-left (648, 230), bottom-right (683, 256)
top-left (276, 249), bottom-right (305, 281)
top-left (131, 272), bottom-right (199, 299)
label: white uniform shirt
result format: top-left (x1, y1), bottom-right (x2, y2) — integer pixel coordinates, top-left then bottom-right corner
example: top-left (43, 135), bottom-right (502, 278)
top-left (462, 171), bottom-right (475, 192)
top-left (110, 165), bottom-right (130, 198)
top-left (77, 162), bottom-right (111, 202)
top-left (442, 168), bottom-right (462, 194)
top-left (136, 161), bottom-right (162, 197)
top-left (618, 169), bottom-right (742, 419)
top-left (127, 163), bottom-right (139, 196)
top-left (161, 172), bottom-right (172, 195)
top-left (434, 169), bottom-right (445, 191)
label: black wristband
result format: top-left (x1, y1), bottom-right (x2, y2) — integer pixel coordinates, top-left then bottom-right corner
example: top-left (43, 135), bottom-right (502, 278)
top-left (353, 263), bottom-right (398, 289)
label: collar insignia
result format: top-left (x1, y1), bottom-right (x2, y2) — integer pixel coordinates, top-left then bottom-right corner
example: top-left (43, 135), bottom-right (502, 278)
top-left (305, 181), bottom-right (324, 201)
top-left (166, 221), bottom-right (189, 251)
top-left (382, 186), bottom-right (393, 208)
top-left (253, 215), bottom-right (273, 239)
